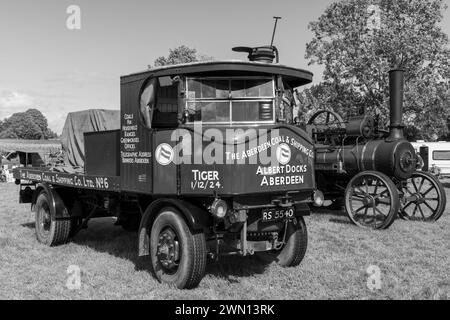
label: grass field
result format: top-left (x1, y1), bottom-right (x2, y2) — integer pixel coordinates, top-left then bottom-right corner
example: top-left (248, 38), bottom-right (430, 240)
top-left (0, 139), bottom-right (61, 154)
top-left (0, 183), bottom-right (449, 300)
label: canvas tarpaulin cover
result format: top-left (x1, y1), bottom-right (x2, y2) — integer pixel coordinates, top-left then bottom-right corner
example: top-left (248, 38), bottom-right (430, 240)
top-left (61, 109), bottom-right (120, 168)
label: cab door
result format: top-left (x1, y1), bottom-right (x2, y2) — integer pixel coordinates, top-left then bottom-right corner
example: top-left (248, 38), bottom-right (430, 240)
top-left (149, 77), bottom-right (180, 195)
top-left (119, 80), bottom-right (154, 194)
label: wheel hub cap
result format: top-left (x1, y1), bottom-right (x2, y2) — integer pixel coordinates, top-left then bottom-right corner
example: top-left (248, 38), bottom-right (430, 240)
top-left (414, 193), bottom-right (425, 204)
top-left (40, 209), bottom-right (51, 232)
top-left (363, 195), bottom-right (375, 207)
top-left (157, 229), bottom-right (179, 269)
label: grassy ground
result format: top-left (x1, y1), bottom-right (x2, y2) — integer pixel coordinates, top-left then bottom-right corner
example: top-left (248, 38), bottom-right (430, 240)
top-left (0, 139), bottom-right (61, 154)
top-left (0, 183), bottom-right (449, 300)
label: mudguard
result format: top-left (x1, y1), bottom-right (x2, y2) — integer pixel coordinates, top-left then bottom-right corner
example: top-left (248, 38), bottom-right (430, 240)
top-left (294, 202), bottom-right (311, 216)
top-left (32, 183), bottom-right (70, 220)
top-left (138, 198), bottom-right (211, 256)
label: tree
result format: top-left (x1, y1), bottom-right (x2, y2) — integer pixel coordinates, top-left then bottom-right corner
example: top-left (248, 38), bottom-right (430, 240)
top-left (24, 108), bottom-right (57, 138)
top-left (0, 128), bottom-right (18, 139)
top-left (152, 45), bottom-right (213, 68)
top-left (0, 109), bottom-right (57, 140)
top-left (303, 0), bottom-right (450, 140)
top-left (26, 109), bottom-right (48, 134)
top-left (2, 112), bottom-right (42, 139)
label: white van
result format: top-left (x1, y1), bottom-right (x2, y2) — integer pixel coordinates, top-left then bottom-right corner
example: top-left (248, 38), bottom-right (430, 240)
top-left (411, 141), bottom-right (450, 178)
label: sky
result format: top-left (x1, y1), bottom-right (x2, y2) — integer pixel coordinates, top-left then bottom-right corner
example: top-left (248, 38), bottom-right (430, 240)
top-left (0, 0), bottom-right (449, 134)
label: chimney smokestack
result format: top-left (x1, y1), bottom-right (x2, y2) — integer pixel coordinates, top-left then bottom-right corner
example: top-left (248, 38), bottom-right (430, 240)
top-left (232, 46), bottom-right (277, 63)
top-left (387, 69), bottom-right (405, 141)
top-left (248, 46), bottom-right (276, 63)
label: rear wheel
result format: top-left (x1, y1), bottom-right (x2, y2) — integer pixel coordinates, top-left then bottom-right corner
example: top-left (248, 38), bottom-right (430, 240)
top-left (345, 171), bottom-right (399, 230)
top-left (35, 192), bottom-right (71, 246)
top-left (399, 171), bottom-right (446, 221)
top-left (149, 207), bottom-right (207, 289)
top-left (256, 217), bottom-right (308, 267)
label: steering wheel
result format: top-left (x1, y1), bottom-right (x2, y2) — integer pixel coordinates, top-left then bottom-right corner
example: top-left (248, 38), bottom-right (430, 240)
top-left (307, 110), bottom-right (345, 130)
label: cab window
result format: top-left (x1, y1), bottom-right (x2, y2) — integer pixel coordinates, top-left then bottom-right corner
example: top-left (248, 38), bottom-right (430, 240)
top-left (185, 77), bottom-right (275, 124)
top-left (433, 151), bottom-right (450, 161)
top-left (140, 76), bottom-right (179, 129)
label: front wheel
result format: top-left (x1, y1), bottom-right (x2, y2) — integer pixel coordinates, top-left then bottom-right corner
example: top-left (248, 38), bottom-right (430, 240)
top-left (149, 207), bottom-right (207, 289)
top-left (345, 171), bottom-right (399, 230)
top-left (399, 171), bottom-right (447, 221)
top-left (256, 217), bottom-right (308, 267)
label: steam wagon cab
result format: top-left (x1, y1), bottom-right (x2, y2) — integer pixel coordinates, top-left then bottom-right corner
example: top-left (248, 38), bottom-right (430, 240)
top-left (14, 50), bottom-right (318, 288)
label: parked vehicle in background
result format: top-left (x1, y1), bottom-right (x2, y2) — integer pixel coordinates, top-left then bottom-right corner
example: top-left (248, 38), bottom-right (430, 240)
top-left (411, 141), bottom-right (450, 178)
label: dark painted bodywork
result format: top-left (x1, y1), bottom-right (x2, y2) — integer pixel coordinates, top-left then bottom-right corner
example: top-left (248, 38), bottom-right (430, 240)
top-left (118, 60), bottom-right (315, 196)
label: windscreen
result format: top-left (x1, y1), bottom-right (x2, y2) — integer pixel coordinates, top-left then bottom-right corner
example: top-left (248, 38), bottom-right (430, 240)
top-left (186, 77), bottom-right (275, 124)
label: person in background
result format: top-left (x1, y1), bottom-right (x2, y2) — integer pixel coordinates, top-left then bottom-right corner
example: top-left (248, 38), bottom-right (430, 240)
top-left (0, 167), bottom-right (6, 183)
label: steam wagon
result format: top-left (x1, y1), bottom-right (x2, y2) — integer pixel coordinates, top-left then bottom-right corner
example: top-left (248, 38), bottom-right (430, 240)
top-left (304, 69), bottom-right (446, 229)
top-left (13, 46), bottom-right (320, 289)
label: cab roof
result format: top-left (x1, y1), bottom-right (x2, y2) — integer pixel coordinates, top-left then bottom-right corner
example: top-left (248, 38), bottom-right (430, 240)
top-left (121, 60), bottom-right (313, 88)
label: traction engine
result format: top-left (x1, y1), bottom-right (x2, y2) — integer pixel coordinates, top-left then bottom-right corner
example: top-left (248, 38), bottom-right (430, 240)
top-left (306, 70), bottom-right (446, 229)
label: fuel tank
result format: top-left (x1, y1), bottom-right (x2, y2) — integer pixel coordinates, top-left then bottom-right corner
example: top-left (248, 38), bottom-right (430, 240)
top-left (316, 138), bottom-right (416, 180)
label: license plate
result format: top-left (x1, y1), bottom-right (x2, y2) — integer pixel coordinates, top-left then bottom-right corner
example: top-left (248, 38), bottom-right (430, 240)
top-left (261, 207), bottom-right (295, 223)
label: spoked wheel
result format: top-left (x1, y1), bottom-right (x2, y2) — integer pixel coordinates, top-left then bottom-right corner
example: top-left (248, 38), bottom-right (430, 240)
top-left (345, 171), bottom-right (399, 230)
top-left (399, 171), bottom-right (446, 222)
top-left (307, 110), bottom-right (345, 130)
top-left (150, 207), bottom-right (206, 289)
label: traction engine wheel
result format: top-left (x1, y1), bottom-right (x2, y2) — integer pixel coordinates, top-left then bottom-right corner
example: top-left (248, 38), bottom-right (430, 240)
top-left (256, 217), bottom-right (308, 267)
top-left (344, 171), bottom-right (399, 230)
top-left (35, 191), bottom-right (71, 246)
top-left (399, 171), bottom-right (446, 222)
top-left (149, 207), bottom-right (207, 289)
top-left (307, 110), bottom-right (344, 129)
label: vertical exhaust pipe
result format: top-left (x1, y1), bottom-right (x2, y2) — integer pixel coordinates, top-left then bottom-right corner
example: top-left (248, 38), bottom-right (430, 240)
top-left (387, 69), bottom-right (405, 141)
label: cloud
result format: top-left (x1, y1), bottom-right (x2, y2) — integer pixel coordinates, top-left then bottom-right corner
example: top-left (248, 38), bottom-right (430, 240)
top-left (1, 70), bottom-right (119, 134)
top-left (48, 113), bottom-right (69, 135)
top-left (0, 90), bottom-right (70, 134)
top-left (0, 91), bottom-right (35, 119)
